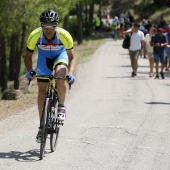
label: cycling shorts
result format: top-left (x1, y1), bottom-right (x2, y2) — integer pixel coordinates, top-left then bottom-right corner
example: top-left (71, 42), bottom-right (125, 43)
top-left (36, 50), bottom-right (68, 82)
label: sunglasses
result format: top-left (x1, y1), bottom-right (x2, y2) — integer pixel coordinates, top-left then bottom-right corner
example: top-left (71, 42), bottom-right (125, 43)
top-left (41, 24), bottom-right (56, 29)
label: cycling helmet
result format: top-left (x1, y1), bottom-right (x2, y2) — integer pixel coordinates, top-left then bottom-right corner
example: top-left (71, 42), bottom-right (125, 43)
top-left (40, 10), bottom-right (59, 24)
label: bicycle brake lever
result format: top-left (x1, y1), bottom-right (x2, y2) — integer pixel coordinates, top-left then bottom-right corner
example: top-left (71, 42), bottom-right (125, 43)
top-left (68, 83), bottom-right (71, 90)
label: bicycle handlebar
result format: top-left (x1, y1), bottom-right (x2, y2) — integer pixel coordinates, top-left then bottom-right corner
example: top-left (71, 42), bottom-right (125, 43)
top-left (36, 75), bottom-right (66, 80)
top-left (28, 72), bottom-right (71, 90)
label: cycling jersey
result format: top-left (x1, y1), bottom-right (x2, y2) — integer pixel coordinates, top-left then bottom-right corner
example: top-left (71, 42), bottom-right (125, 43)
top-left (27, 27), bottom-right (73, 77)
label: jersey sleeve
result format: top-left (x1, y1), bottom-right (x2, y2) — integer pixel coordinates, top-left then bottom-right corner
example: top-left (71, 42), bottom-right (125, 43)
top-left (27, 28), bottom-right (41, 51)
top-left (58, 28), bottom-right (73, 50)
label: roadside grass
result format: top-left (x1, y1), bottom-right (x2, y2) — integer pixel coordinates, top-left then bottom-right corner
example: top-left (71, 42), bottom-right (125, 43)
top-left (75, 38), bottom-right (103, 64)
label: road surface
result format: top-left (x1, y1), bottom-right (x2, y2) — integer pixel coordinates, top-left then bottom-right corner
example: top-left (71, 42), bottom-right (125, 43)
top-left (1, 38), bottom-right (170, 170)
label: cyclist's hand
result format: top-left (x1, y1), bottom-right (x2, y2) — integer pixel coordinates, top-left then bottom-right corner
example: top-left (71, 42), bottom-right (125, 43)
top-left (26, 70), bottom-right (36, 80)
top-left (66, 73), bottom-right (75, 84)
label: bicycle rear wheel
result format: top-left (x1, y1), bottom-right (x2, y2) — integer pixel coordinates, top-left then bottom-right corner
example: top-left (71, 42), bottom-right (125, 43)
top-left (50, 117), bottom-right (60, 152)
top-left (40, 97), bottom-right (50, 160)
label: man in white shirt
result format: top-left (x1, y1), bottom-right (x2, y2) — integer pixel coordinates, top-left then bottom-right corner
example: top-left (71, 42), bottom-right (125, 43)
top-left (123, 22), bottom-right (145, 77)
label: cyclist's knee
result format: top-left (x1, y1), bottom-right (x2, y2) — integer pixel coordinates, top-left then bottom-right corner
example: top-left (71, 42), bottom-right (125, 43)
top-left (55, 65), bottom-right (67, 77)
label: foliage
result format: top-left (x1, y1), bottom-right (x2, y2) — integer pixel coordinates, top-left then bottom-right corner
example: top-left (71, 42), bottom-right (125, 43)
top-left (0, 0), bottom-right (102, 92)
top-left (68, 16), bottom-right (78, 39)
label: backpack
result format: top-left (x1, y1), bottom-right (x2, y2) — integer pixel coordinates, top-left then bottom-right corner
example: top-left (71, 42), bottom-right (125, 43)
top-left (122, 34), bottom-right (131, 49)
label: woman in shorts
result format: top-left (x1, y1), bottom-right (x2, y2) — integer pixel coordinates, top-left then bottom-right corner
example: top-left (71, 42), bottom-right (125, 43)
top-left (143, 27), bottom-right (157, 77)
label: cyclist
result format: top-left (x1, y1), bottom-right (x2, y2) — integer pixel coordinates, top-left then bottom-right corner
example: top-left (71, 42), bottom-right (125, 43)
top-left (24, 10), bottom-right (76, 142)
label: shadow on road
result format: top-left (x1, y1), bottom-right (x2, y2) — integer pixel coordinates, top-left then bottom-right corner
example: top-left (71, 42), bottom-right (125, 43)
top-left (146, 102), bottom-right (170, 105)
top-left (120, 65), bottom-right (149, 68)
top-left (0, 149), bottom-right (44, 162)
top-left (120, 53), bottom-right (129, 55)
top-left (105, 76), bottom-right (130, 79)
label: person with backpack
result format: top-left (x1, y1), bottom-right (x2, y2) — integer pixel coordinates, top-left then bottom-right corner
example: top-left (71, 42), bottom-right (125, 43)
top-left (123, 22), bottom-right (144, 77)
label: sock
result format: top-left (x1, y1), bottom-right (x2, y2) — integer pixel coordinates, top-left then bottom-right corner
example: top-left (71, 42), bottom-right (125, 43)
top-left (58, 104), bottom-right (65, 107)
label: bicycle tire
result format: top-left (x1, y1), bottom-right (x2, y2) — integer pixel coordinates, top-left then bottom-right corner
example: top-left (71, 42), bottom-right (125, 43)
top-left (50, 116), bottom-right (60, 152)
top-left (40, 97), bottom-right (50, 160)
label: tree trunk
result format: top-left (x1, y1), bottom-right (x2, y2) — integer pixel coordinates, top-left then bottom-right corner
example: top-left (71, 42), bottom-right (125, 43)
top-left (84, 0), bottom-right (89, 36)
top-left (14, 23), bottom-right (26, 89)
top-left (9, 34), bottom-right (18, 81)
top-left (76, 2), bottom-right (83, 45)
top-left (0, 34), bottom-right (7, 93)
top-left (99, 0), bottom-right (102, 20)
top-left (89, 2), bottom-right (94, 30)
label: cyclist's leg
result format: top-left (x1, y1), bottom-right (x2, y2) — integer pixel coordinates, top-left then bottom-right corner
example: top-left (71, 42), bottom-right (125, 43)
top-left (37, 81), bottom-right (49, 119)
top-left (35, 81), bottom-right (49, 143)
top-left (54, 65), bottom-right (67, 105)
top-left (53, 51), bottom-right (68, 106)
top-left (36, 56), bottom-right (54, 119)
top-left (53, 51), bottom-right (68, 120)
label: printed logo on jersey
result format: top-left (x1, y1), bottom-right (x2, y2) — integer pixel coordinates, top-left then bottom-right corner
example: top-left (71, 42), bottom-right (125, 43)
top-left (37, 44), bottom-right (64, 51)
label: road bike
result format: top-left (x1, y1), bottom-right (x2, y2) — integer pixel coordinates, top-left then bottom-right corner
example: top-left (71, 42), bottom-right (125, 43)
top-left (29, 73), bottom-right (70, 160)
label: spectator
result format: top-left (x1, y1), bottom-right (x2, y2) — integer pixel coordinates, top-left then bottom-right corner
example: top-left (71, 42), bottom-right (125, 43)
top-left (123, 22), bottom-right (145, 77)
top-left (120, 10), bottom-right (127, 19)
top-left (164, 28), bottom-right (170, 71)
top-left (104, 8), bottom-right (110, 19)
top-left (145, 20), bottom-right (152, 33)
top-left (140, 19), bottom-right (148, 36)
top-left (112, 16), bottom-right (120, 40)
top-left (94, 14), bottom-right (101, 37)
top-left (150, 28), bottom-right (167, 79)
top-left (127, 11), bottom-right (134, 23)
top-left (124, 17), bottom-right (132, 31)
top-left (119, 17), bottom-right (125, 38)
top-left (160, 16), bottom-right (167, 29)
top-left (143, 27), bottom-right (157, 77)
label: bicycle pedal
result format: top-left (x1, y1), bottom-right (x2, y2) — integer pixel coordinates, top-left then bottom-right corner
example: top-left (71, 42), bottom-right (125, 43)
top-left (58, 121), bottom-right (64, 126)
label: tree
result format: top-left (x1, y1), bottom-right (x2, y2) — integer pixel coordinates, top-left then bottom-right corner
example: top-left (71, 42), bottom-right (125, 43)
top-left (14, 23), bottom-right (26, 89)
top-left (76, 1), bottom-right (84, 44)
top-left (0, 34), bottom-right (7, 93)
top-left (89, 2), bottom-right (94, 31)
top-left (0, 0), bottom-right (79, 93)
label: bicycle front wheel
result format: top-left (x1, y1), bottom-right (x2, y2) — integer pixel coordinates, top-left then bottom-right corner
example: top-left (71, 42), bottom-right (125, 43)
top-left (50, 117), bottom-right (60, 152)
top-left (40, 97), bottom-right (50, 160)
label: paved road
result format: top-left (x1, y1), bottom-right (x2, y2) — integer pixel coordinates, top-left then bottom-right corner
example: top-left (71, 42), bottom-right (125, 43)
top-left (1, 39), bottom-right (170, 170)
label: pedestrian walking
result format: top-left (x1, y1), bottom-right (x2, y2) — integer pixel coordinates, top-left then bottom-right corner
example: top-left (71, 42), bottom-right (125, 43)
top-left (150, 28), bottom-right (167, 79)
top-left (143, 27), bottom-right (157, 77)
top-left (164, 28), bottom-right (170, 71)
top-left (123, 22), bottom-right (145, 77)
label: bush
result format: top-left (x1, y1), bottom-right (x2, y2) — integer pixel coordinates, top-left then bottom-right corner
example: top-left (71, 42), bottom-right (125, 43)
top-left (1, 89), bottom-right (17, 100)
top-left (68, 16), bottom-right (78, 40)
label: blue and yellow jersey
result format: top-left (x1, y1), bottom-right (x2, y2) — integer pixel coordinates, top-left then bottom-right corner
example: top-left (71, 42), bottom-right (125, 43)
top-left (27, 27), bottom-right (73, 59)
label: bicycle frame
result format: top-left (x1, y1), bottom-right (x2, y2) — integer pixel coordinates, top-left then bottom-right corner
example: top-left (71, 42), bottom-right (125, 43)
top-left (36, 75), bottom-right (67, 160)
